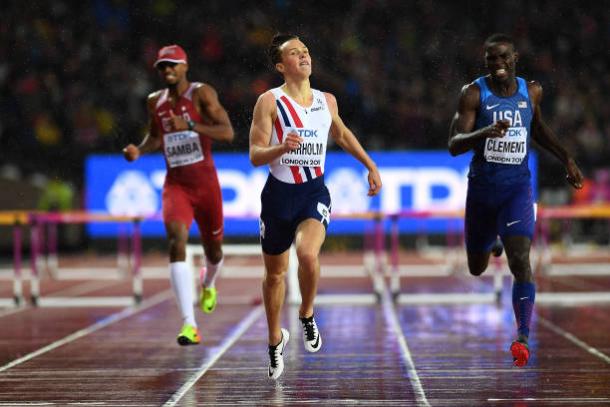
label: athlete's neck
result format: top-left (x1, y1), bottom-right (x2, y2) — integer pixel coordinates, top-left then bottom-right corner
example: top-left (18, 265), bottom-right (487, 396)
top-left (168, 80), bottom-right (190, 97)
top-left (281, 80), bottom-right (312, 107)
top-left (489, 76), bottom-right (517, 97)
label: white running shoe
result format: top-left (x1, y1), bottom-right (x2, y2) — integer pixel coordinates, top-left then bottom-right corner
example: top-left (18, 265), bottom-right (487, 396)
top-left (299, 315), bottom-right (322, 353)
top-left (268, 328), bottom-right (289, 380)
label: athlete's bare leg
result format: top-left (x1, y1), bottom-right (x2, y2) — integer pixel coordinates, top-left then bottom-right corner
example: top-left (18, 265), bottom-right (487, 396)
top-left (503, 236), bottom-right (533, 283)
top-left (165, 221), bottom-right (189, 262)
top-left (263, 250), bottom-right (290, 344)
top-left (203, 239), bottom-right (223, 264)
top-left (294, 219), bottom-right (326, 319)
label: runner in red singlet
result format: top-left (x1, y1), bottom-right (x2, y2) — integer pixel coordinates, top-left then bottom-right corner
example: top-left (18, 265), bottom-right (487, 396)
top-left (123, 44), bottom-right (234, 346)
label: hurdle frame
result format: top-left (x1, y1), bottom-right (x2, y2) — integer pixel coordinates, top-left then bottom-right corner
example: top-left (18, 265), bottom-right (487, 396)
top-left (29, 212), bottom-right (143, 307)
top-left (185, 213), bottom-right (386, 306)
top-left (0, 211), bottom-right (26, 307)
top-left (533, 204), bottom-right (610, 304)
top-left (386, 210), bottom-right (507, 305)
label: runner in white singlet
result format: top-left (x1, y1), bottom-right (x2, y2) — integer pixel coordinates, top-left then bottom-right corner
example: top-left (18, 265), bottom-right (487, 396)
top-left (249, 33), bottom-right (382, 380)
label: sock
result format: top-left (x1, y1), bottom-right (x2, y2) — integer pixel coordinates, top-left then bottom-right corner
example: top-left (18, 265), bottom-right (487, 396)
top-left (170, 262), bottom-right (196, 327)
top-left (512, 281), bottom-right (536, 340)
top-left (203, 257), bottom-right (223, 288)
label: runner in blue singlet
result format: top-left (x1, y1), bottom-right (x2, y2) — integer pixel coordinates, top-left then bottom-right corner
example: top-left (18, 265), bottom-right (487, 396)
top-left (448, 33), bottom-right (583, 368)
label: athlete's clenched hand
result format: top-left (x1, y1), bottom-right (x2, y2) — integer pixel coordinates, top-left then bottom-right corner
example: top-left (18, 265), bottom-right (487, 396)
top-left (483, 119), bottom-right (510, 138)
top-left (123, 144), bottom-right (140, 162)
top-left (168, 110), bottom-right (188, 131)
top-left (367, 167), bottom-right (382, 196)
top-left (282, 131), bottom-right (303, 152)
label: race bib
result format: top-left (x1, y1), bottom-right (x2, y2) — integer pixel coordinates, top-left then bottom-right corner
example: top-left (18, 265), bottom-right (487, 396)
top-left (164, 131), bottom-right (204, 168)
top-left (279, 127), bottom-right (326, 167)
top-left (484, 126), bottom-right (527, 165)
top-left (280, 142), bottom-right (326, 167)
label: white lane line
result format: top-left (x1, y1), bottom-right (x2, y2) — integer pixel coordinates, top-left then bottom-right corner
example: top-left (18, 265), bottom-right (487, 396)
top-left (49, 280), bottom-right (119, 297)
top-left (380, 282), bottom-right (430, 407)
top-left (489, 398), bottom-right (610, 402)
top-left (539, 316), bottom-right (610, 364)
top-left (0, 306), bottom-right (29, 318)
top-left (0, 404), bottom-right (112, 406)
top-left (163, 305), bottom-right (264, 407)
top-left (0, 289), bottom-right (173, 373)
top-left (0, 281), bottom-right (123, 319)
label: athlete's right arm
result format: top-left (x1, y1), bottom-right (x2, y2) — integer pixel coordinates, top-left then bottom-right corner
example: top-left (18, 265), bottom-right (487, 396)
top-left (448, 83), bottom-right (509, 156)
top-left (249, 92), bottom-right (302, 167)
top-left (123, 93), bottom-right (163, 162)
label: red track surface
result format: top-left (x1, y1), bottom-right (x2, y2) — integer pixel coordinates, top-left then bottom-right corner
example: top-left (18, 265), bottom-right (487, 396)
top-left (0, 251), bottom-right (609, 406)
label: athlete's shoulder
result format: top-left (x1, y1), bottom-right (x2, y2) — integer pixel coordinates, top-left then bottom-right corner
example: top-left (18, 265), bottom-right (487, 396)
top-left (192, 82), bottom-right (220, 102)
top-left (526, 79), bottom-right (542, 93)
top-left (322, 91), bottom-right (335, 102)
top-left (525, 79), bottom-right (543, 103)
top-left (458, 81), bottom-right (481, 108)
top-left (253, 90), bottom-right (278, 116)
top-left (322, 91), bottom-right (337, 110)
top-left (147, 89), bottom-right (164, 102)
top-left (463, 79), bottom-right (482, 95)
top-left (146, 90), bottom-right (164, 110)
top-left (192, 81), bottom-right (216, 93)
top-left (257, 90), bottom-right (277, 104)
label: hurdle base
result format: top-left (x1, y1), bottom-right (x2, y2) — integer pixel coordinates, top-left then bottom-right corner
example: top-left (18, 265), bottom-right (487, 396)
top-left (0, 298), bottom-right (19, 308)
top-left (301, 293), bottom-right (379, 305)
top-left (36, 296), bottom-right (138, 307)
top-left (537, 292), bottom-right (610, 305)
top-left (396, 292), bottom-right (496, 305)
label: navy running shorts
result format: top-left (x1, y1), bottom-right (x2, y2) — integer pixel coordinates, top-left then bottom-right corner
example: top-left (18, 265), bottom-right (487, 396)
top-left (465, 181), bottom-right (535, 253)
top-left (259, 174), bottom-right (331, 255)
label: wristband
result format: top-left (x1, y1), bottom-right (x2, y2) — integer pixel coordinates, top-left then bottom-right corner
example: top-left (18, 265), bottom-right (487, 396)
top-left (187, 120), bottom-right (195, 131)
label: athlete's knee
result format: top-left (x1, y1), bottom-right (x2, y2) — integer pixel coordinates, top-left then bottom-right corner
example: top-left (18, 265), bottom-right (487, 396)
top-left (467, 256), bottom-right (488, 277)
top-left (468, 265), bottom-right (487, 277)
top-left (507, 251), bottom-right (532, 282)
top-left (207, 251), bottom-right (223, 264)
top-left (503, 236), bottom-right (533, 282)
top-left (168, 236), bottom-right (187, 260)
top-left (204, 243), bottom-right (223, 264)
top-left (296, 249), bottom-right (318, 271)
top-left (264, 268), bottom-right (287, 285)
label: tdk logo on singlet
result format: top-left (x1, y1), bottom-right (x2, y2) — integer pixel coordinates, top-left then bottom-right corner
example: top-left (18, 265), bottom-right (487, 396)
top-left (506, 128), bottom-right (525, 137)
top-left (166, 132), bottom-right (190, 143)
top-left (294, 129), bottom-right (318, 137)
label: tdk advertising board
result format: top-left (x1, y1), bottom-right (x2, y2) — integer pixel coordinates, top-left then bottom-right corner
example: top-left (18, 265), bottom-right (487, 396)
top-left (85, 152), bottom-right (537, 237)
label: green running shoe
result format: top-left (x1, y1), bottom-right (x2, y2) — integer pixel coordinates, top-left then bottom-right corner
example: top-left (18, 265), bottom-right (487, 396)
top-left (200, 287), bottom-right (217, 314)
top-left (177, 324), bottom-right (201, 346)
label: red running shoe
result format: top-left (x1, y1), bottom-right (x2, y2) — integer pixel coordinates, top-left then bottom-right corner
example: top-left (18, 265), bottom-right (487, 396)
top-left (510, 340), bottom-right (530, 367)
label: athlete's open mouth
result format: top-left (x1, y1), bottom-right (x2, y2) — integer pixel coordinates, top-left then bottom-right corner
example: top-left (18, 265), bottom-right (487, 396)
top-left (495, 68), bottom-right (507, 77)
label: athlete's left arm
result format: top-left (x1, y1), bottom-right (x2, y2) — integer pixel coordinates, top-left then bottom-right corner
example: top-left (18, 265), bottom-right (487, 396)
top-left (325, 92), bottom-right (381, 196)
top-left (529, 81), bottom-right (583, 189)
top-left (193, 84), bottom-right (235, 142)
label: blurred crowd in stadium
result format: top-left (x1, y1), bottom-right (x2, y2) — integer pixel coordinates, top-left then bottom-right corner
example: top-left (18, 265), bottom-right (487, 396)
top-left (1, 0), bottom-right (608, 209)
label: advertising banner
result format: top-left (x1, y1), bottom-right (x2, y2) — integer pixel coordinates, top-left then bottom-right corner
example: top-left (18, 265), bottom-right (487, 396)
top-left (85, 151), bottom-right (537, 237)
